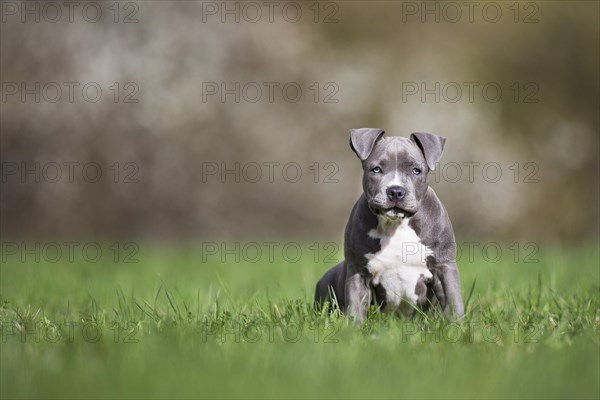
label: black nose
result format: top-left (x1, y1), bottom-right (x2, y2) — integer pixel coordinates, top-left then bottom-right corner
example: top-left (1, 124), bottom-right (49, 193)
top-left (386, 186), bottom-right (406, 201)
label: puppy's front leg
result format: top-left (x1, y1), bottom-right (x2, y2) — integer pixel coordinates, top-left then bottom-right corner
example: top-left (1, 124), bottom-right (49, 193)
top-left (345, 272), bottom-right (371, 323)
top-left (430, 263), bottom-right (464, 319)
top-left (441, 264), bottom-right (464, 319)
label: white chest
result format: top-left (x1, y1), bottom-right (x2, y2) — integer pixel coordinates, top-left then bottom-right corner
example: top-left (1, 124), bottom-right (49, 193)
top-left (365, 218), bottom-right (433, 311)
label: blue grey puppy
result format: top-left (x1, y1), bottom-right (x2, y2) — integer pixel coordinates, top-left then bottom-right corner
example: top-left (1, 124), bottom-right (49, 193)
top-left (315, 129), bottom-right (464, 322)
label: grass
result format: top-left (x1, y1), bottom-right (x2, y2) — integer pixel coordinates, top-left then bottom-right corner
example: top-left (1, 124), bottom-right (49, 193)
top-left (0, 240), bottom-right (598, 399)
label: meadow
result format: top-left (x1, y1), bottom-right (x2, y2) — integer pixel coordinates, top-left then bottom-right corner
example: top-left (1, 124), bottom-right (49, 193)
top-left (1, 241), bottom-right (598, 399)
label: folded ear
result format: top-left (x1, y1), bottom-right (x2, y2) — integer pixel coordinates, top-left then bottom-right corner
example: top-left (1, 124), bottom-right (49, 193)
top-left (410, 132), bottom-right (446, 171)
top-left (350, 128), bottom-right (385, 161)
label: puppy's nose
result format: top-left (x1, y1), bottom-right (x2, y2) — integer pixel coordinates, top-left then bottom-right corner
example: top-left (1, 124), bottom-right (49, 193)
top-left (386, 186), bottom-right (406, 201)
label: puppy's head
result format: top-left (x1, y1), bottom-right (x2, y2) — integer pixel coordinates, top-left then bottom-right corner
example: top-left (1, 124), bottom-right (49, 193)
top-left (350, 128), bottom-right (445, 220)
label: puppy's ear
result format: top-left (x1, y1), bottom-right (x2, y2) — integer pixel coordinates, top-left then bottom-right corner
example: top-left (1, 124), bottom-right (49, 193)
top-left (350, 128), bottom-right (385, 161)
top-left (410, 132), bottom-right (446, 171)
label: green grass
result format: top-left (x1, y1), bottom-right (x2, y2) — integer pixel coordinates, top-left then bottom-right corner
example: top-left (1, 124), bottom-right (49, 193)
top-left (1, 241), bottom-right (598, 399)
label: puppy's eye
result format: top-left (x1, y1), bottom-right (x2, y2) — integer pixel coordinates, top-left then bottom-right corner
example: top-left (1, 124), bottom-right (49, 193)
top-left (371, 167), bottom-right (382, 174)
top-left (412, 167), bottom-right (422, 175)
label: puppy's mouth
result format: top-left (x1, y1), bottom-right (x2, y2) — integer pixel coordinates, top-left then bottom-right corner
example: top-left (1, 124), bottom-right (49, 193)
top-left (370, 206), bottom-right (416, 220)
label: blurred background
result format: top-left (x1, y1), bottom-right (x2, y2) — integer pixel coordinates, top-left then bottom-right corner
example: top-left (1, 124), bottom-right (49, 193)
top-left (1, 0), bottom-right (598, 244)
